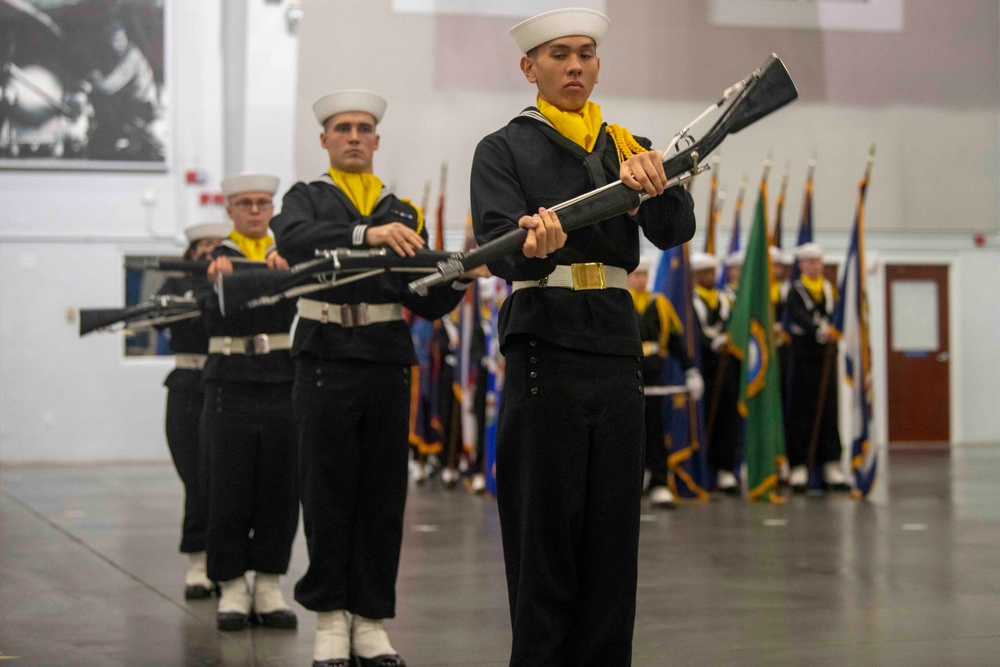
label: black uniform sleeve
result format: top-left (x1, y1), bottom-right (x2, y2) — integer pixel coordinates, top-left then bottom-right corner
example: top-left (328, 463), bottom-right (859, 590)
top-left (471, 133), bottom-right (558, 282)
top-left (401, 280), bottom-right (470, 322)
top-left (271, 182), bottom-right (363, 265)
top-left (628, 137), bottom-right (697, 250)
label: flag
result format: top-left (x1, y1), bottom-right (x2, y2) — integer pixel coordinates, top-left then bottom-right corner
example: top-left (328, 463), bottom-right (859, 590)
top-left (726, 179), bottom-right (785, 502)
top-left (653, 245), bottom-right (710, 500)
top-left (409, 315), bottom-right (443, 456)
top-left (482, 277), bottom-right (509, 496)
top-left (717, 178), bottom-right (746, 288)
top-left (456, 212), bottom-right (481, 464)
top-left (832, 150), bottom-right (877, 498)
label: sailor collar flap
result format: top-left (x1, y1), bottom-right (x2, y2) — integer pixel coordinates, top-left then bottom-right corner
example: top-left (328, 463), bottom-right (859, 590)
top-left (514, 107), bottom-right (613, 186)
top-left (317, 172), bottom-right (394, 220)
top-left (515, 107), bottom-right (609, 159)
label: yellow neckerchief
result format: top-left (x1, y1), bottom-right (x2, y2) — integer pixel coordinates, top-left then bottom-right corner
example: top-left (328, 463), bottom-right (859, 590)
top-left (801, 274), bottom-right (826, 304)
top-left (229, 229), bottom-right (271, 261)
top-left (695, 284), bottom-right (720, 311)
top-left (629, 288), bottom-right (652, 315)
top-left (537, 95), bottom-right (603, 152)
top-left (770, 281), bottom-right (782, 304)
top-left (329, 168), bottom-right (383, 216)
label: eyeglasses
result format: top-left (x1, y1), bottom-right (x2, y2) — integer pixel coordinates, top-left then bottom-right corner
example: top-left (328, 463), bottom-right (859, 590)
top-left (232, 198), bottom-right (273, 211)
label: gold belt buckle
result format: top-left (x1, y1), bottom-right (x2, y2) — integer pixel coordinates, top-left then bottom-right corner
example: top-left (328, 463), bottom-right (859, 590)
top-left (570, 263), bottom-right (606, 290)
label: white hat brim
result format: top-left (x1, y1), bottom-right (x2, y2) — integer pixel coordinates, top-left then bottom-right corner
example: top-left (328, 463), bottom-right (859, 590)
top-left (312, 89), bottom-right (387, 126)
top-left (793, 242), bottom-right (824, 260)
top-left (510, 8), bottom-right (610, 54)
top-left (220, 173), bottom-right (280, 197)
top-left (184, 221), bottom-right (232, 243)
top-left (690, 253), bottom-right (720, 272)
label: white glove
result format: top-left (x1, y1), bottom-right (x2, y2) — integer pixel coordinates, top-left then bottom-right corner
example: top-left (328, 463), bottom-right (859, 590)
top-left (711, 334), bottom-right (729, 353)
top-left (685, 368), bottom-right (705, 402)
top-left (816, 321), bottom-right (831, 344)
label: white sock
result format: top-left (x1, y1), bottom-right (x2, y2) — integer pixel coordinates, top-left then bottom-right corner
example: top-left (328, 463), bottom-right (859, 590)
top-left (217, 576), bottom-right (251, 614)
top-left (314, 610), bottom-right (350, 661)
top-left (252, 572), bottom-right (289, 614)
top-left (185, 551), bottom-right (212, 587)
top-left (352, 615), bottom-right (396, 658)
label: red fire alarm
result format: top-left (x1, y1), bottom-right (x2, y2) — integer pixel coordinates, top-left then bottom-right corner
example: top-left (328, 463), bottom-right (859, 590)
top-left (974, 233), bottom-right (986, 248)
top-left (199, 192), bottom-right (210, 205)
top-left (185, 169), bottom-right (207, 185)
top-left (214, 193), bottom-right (226, 206)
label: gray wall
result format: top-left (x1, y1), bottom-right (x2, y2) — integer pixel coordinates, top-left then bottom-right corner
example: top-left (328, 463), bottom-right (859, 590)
top-left (1, 0), bottom-right (997, 462)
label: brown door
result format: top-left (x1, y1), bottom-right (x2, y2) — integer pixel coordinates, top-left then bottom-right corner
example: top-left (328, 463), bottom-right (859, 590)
top-left (885, 264), bottom-right (950, 444)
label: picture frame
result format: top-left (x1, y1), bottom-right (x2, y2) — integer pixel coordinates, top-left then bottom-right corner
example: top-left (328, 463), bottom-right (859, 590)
top-left (0, 0), bottom-right (168, 171)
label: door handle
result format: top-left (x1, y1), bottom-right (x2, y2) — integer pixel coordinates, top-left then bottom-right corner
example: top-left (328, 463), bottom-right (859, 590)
top-left (936, 352), bottom-right (949, 362)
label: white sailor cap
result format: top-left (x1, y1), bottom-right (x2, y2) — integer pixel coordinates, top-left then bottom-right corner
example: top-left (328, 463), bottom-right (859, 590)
top-left (793, 242), bottom-right (824, 260)
top-left (725, 250), bottom-right (744, 268)
top-left (312, 89), bottom-right (387, 126)
top-left (509, 7), bottom-right (610, 54)
top-left (769, 246), bottom-right (789, 264)
top-left (634, 256), bottom-right (652, 273)
top-left (690, 252), bottom-right (720, 272)
top-left (184, 221), bottom-right (232, 243)
top-left (220, 172), bottom-right (280, 198)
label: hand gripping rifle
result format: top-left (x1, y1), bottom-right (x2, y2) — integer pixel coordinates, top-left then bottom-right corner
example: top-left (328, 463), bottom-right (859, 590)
top-left (79, 294), bottom-right (198, 336)
top-left (217, 248), bottom-right (457, 316)
top-left (408, 53), bottom-right (798, 296)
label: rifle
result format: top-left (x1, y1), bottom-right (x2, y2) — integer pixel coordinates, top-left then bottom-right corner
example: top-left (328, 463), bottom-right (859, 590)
top-left (408, 53), bottom-right (798, 296)
top-left (124, 256), bottom-right (267, 274)
top-left (217, 248), bottom-right (457, 316)
top-left (79, 295), bottom-right (198, 337)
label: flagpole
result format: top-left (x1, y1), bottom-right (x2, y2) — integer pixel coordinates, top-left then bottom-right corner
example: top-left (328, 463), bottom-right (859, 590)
top-left (705, 155), bottom-right (720, 254)
top-left (771, 162), bottom-right (790, 248)
top-left (435, 162), bottom-right (447, 251)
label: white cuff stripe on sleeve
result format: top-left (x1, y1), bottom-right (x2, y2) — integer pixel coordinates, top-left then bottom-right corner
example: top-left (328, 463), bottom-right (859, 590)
top-left (353, 225), bottom-right (368, 246)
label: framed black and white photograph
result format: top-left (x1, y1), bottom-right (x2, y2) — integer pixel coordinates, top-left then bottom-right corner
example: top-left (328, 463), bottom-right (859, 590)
top-left (0, 0), bottom-right (167, 170)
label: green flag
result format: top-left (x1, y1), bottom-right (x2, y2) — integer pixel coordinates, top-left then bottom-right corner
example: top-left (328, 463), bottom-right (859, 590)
top-left (727, 180), bottom-right (786, 501)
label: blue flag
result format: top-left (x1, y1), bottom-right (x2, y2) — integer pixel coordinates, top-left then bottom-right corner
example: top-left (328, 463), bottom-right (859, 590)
top-left (653, 245), bottom-right (710, 500)
top-left (832, 161), bottom-right (877, 498)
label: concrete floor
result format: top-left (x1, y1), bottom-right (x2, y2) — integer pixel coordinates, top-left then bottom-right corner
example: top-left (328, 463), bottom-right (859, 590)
top-left (2, 446), bottom-right (1000, 666)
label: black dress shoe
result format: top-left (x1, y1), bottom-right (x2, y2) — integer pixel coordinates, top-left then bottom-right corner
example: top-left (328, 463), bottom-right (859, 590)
top-left (217, 611), bottom-right (249, 631)
top-left (312, 660), bottom-right (351, 667)
top-left (250, 608), bottom-right (297, 629)
top-left (185, 582), bottom-right (219, 600)
top-left (353, 653), bottom-right (406, 667)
